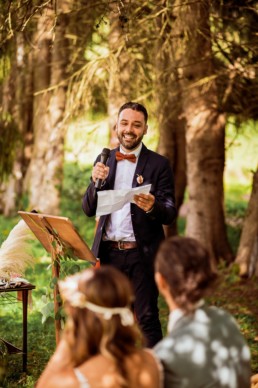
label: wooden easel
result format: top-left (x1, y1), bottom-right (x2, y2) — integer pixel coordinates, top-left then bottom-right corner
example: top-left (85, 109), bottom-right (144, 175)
top-left (18, 211), bottom-right (96, 344)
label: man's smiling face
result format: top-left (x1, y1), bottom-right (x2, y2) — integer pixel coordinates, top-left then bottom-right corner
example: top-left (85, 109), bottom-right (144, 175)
top-left (116, 108), bottom-right (148, 152)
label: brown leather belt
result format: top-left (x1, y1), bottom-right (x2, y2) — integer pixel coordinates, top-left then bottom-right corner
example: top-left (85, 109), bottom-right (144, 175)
top-left (105, 241), bottom-right (138, 250)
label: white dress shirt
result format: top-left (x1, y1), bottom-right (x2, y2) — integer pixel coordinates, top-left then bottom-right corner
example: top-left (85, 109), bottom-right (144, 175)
top-left (104, 143), bottom-right (142, 242)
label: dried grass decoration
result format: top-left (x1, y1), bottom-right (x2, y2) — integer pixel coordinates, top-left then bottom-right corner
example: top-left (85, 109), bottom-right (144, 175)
top-left (0, 219), bottom-right (36, 280)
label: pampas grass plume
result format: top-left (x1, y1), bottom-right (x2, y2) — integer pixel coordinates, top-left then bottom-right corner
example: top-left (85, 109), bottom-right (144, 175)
top-left (0, 219), bottom-right (36, 280)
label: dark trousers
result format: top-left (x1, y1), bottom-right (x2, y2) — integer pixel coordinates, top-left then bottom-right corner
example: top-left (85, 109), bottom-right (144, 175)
top-left (99, 243), bottom-right (163, 348)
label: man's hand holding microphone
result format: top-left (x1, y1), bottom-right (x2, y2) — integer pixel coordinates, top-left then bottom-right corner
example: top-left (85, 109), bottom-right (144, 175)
top-left (93, 148), bottom-right (110, 189)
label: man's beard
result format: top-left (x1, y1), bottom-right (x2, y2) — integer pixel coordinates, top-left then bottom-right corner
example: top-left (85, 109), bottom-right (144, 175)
top-left (117, 133), bottom-right (144, 151)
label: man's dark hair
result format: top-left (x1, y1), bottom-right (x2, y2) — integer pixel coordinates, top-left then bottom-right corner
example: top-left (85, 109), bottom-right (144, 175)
top-left (155, 236), bottom-right (218, 313)
top-left (118, 102), bottom-right (148, 123)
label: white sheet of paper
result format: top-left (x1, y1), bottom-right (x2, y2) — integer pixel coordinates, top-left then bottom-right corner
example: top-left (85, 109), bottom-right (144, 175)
top-left (96, 184), bottom-right (152, 217)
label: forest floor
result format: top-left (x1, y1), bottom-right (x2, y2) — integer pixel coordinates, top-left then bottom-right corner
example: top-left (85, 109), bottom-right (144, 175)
top-left (209, 266), bottom-right (258, 374)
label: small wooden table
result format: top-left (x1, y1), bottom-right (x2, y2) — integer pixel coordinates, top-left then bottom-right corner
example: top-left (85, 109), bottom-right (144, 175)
top-left (0, 284), bottom-right (35, 372)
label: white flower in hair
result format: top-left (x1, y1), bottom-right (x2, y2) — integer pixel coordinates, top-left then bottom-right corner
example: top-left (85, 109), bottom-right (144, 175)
top-left (59, 273), bottom-right (135, 326)
top-left (59, 271), bottom-right (93, 305)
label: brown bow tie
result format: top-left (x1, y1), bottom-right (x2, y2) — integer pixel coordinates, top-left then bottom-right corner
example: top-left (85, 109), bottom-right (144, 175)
top-left (115, 151), bottom-right (136, 163)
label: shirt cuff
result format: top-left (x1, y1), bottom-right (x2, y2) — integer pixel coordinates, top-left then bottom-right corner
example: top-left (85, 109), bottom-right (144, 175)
top-left (146, 206), bottom-right (154, 214)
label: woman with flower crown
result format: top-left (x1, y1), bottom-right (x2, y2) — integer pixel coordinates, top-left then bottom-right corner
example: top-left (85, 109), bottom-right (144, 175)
top-left (36, 266), bottom-right (163, 388)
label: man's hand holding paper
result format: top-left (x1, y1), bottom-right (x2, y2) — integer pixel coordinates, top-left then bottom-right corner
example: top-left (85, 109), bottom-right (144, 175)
top-left (96, 184), bottom-right (152, 217)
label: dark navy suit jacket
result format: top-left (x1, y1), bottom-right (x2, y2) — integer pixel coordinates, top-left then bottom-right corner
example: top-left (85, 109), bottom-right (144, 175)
top-left (82, 143), bottom-right (177, 263)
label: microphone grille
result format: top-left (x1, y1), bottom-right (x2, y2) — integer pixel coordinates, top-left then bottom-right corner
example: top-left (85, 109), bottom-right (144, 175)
top-left (102, 148), bottom-right (110, 156)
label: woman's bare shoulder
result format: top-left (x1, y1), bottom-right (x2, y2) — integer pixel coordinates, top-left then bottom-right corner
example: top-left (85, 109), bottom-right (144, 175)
top-left (128, 348), bottom-right (161, 367)
top-left (36, 371), bottom-right (79, 388)
top-left (41, 350), bottom-right (162, 388)
top-left (126, 349), bottom-right (163, 388)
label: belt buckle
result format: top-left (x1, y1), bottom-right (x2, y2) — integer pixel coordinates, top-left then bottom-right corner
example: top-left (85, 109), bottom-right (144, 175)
top-left (118, 241), bottom-right (125, 250)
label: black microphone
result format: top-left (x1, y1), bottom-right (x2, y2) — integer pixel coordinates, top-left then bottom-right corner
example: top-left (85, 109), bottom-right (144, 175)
top-left (95, 148), bottom-right (111, 189)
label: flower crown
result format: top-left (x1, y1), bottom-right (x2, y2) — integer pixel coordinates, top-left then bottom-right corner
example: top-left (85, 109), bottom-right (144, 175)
top-left (59, 274), bottom-right (134, 327)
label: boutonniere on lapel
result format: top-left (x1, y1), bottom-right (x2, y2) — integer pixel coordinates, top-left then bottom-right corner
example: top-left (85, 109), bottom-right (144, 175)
top-left (136, 174), bottom-right (144, 185)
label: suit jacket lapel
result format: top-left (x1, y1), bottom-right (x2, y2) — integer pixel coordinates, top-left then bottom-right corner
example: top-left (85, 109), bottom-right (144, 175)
top-left (107, 147), bottom-right (119, 188)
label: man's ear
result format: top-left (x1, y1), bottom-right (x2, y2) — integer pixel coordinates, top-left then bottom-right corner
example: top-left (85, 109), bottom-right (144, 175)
top-left (144, 124), bottom-right (148, 135)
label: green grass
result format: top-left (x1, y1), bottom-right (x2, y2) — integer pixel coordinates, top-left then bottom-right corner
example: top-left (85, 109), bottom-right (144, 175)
top-left (224, 182), bottom-right (251, 255)
top-left (225, 119), bottom-right (257, 185)
top-left (0, 260), bottom-right (56, 387)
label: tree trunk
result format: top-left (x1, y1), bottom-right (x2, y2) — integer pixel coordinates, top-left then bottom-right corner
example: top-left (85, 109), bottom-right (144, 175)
top-left (27, 0), bottom-right (97, 214)
top-left (2, 33), bottom-right (34, 216)
top-left (25, 6), bottom-right (54, 212)
top-left (0, 48), bottom-right (16, 214)
top-left (178, 0), bottom-right (233, 266)
top-left (107, 1), bottom-right (133, 149)
top-left (155, 2), bottom-right (187, 236)
top-left (235, 166), bottom-right (258, 277)
top-left (26, 4), bottom-right (68, 215)
top-left (41, 10), bottom-right (68, 214)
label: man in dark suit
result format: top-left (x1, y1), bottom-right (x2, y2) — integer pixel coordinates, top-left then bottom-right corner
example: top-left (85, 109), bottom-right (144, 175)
top-left (82, 102), bottom-right (176, 347)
